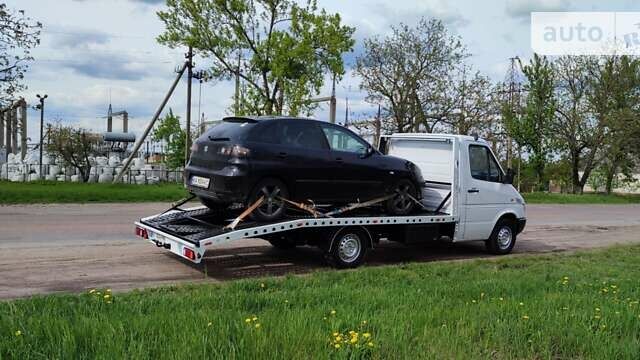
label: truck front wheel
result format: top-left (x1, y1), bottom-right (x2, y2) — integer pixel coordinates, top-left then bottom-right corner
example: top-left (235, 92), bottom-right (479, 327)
top-left (328, 229), bottom-right (369, 268)
top-left (486, 219), bottom-right (516, 255)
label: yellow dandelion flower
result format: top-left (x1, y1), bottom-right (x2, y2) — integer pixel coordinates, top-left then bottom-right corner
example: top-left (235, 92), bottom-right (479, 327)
top-left (349, 330), bottom-right (355, 335)
top-left (499, 297), bottom-right (504, 301)
top-left (594, 315), bottom-right (601, 319)
top-left (106, 289), bottom-right (112, 293)
top-left (260, 283), bottom-right (265, 288)
top-left (245, 318), bottom-right (251, 323)
top-left (522, 315), bottom-right (529, 320)
top-left (323, 317), bottom-right (327, 320)
top-left (363, 332), bottom-right (371, 338)
top-left (106, 301), bottom-right (112, 304)
top-left (89, 289), bottom-right (96, 294)
top-left (336, 336), bottom-right (343, 342)
top-left (103, 294), bottom-right (110, 299)
top-left (595, 308), bottom-right (601, 312)
top-left (284, 300), bottom-right (288, 303)
top-left (252, 316), bottom-right (258, 321)
top-left (350, 337), bottom-right (358, 344)
top-left (334, 344), bottom-right (341, 349)
top-left (367, 342), bottom-right (374, 347)
top-left (362, 320), bottom-right (367, 324)
top-left (330, 310), bottom-right (336, 315)
top-left (332, 332), bottom-right (339, 337)
top-left (519, 302), bottom-right (524, 306)
top-left (255, 323), bottom-right (261, 328)
top-left (471, 300), bottom-right (476, 303)
top-left (14, 330), bottom-right (22, 336)
top-left (563, 276), bottom-right (569, 280)
top-left (207, 322), bottom-right (213, 327)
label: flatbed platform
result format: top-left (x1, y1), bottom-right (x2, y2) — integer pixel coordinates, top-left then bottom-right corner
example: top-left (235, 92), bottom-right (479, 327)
top-left (136, 206), bottom-right (457, 264)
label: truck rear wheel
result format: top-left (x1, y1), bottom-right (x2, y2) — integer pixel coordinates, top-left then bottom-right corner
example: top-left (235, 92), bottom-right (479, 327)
top-left (328, 228), bottom-right (369, 268)
top-left (486, 218), bottom-right (516, 255)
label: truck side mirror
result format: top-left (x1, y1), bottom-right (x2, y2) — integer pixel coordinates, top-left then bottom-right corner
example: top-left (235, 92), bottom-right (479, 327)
top-left (503, 168), bottom-right (514, 185)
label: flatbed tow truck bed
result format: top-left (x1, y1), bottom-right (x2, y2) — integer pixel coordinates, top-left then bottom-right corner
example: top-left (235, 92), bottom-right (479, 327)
top-left (135, 205), bottom-right (457, 266)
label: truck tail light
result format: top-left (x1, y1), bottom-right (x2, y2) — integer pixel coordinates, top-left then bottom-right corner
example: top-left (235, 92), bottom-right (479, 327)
top-left (135, 226), bottom-right (148, 239)
top-left (183, 247), bottom-right (196, 260)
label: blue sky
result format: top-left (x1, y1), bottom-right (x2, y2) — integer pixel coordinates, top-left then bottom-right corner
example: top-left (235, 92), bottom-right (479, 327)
top-left (7, 0), bottom-right (640, 141)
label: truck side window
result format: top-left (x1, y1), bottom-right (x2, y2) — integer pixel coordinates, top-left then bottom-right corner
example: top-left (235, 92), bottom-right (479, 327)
top-left (469, 145), bottom-right (503, 183)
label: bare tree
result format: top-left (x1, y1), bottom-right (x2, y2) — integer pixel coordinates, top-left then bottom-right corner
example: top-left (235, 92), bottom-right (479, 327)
top-left (355, 18), bottom-right (467, 133)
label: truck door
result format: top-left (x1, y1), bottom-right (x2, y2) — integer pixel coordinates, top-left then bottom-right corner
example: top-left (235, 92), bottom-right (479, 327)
top-left (460, 144), bottom-right (510, 240)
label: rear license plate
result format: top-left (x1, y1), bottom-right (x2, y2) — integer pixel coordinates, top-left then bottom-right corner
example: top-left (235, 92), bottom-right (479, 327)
top-left (190, 175), bottom-right (210, 189)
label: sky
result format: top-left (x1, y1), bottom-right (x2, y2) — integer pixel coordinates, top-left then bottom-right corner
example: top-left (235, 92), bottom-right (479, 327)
top-left (6, 0), bottom-right (640, 143)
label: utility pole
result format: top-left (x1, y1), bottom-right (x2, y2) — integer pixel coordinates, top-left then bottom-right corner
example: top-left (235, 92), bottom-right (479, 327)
top-left (185, 46), bottom-right (193, 167)
top-left (374, 104), bottom-right (382, 148)
top-left (329, 74), bottom-right (336, 123)
top-left (504, 56), bottom-right (521, 170)
top-left (235, 50), bottom-right (241, 115)
top-left (114, 62), bottom-right (188, 183)
top-left (36, 94), bottom-right (47, 179)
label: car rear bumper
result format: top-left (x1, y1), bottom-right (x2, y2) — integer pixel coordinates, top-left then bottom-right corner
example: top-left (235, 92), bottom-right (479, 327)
top-left (185, 164), bottom-right (250, 204)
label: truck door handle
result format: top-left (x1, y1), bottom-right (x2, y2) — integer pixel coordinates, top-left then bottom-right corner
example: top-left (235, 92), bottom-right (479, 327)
top-left (335, 157), bottom-right (344, 163)
top-left (467, 188), bottom-right (479, 193)
top-left (277, 152), bottom-right (287, 158)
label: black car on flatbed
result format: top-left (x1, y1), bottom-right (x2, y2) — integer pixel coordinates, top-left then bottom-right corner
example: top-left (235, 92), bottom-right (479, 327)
top-left (185, 116), bottom-right (423, 221)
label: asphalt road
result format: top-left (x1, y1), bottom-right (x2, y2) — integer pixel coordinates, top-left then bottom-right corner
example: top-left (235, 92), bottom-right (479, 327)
top-left (1, 203), bottom-right (639, 299)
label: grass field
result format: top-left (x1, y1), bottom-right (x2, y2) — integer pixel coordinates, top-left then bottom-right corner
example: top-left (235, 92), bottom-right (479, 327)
top-left (2, 246), bottom-right (639, 359)
top-left (1, 180), bottom-right (640, 205)
top-left (523, 192), bottom-right (640, 204)
top-left (0, 181), bottom-right (187, 204)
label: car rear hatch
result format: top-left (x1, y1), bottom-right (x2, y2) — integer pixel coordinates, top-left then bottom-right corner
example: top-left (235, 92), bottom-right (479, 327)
top-left (189, 118), bottom-right (256, 170)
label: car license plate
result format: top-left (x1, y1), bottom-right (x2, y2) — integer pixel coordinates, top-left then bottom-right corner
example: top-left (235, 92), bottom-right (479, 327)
top-left (190, 176), bottom-right (210, 189)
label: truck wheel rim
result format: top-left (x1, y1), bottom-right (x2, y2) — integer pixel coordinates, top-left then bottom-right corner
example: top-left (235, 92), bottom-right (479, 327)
top-left (338, 234), bottom-right (361, 263)
top-left (257, 185), bottom-right (284, 216)
top-left (497, 226), bottom-right (512, 249)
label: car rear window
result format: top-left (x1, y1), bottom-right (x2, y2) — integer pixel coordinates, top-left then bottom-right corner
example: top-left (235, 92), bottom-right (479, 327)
top-left (206, 120), bottom-right (255, 140)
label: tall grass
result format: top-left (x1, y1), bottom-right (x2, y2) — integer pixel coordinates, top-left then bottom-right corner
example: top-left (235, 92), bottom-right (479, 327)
top-left (523, 192), bottom-right (640, 204)
top-left (2, 246), bottom-right (639, 359)
top-left (0, 181), bottom-right (187, 204)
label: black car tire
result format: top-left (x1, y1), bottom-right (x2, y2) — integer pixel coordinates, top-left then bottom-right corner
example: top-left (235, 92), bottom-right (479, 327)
top-left (485, 218), bottom-right (517, 255)
top-left (248, 178), bottom-right (289, 222)
top-left (386, 179), bottom-right (417, 215)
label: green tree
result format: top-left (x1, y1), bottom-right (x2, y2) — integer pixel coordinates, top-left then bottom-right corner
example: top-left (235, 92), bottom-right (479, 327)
top-left (505, 54), bottom-right (556, 191)
top-left (153, 108), bottom-right (186, 169)
top-left (157, 0), bottom-right (354, 116)
top-left (0, 4), bottom-right (41, 105)
top-left (591, 56), bottom-right (640, 194)
top-left (46, 125), bottom-right (101, 182)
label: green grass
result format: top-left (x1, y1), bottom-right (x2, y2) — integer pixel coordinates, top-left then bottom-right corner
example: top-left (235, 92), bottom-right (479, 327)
top-left (2, 246), bottom-right (640, 359)
top-left (523, 192), bottom-right (640, 204)
top-left (0, 180), bottom-right (187, 204)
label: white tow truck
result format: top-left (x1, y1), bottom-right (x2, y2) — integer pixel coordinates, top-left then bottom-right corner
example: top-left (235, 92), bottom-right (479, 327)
top-left (135, 133), bottom-right (526, 268)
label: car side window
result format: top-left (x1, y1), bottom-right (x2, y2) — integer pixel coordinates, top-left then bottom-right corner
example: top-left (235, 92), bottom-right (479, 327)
top-left (469, 145), bottom-right (503, 182)
top-left (279, 121), bottom-right (328, 150)
top-left (320, 125), bottom-right (368, 154)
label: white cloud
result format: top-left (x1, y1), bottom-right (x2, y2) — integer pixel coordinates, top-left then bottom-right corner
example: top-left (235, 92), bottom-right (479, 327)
top-left (505, 0), bottom-right (572, 19)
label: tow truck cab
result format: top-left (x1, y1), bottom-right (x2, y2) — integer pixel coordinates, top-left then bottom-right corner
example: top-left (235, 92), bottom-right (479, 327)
top-left (380, 133), bottom-right (526, 242)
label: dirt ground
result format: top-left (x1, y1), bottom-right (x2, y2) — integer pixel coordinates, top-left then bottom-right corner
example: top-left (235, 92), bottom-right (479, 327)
top-left (1, 203), bottom-right (639, 299)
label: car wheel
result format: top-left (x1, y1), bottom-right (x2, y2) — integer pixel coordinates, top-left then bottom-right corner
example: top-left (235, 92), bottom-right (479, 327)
top-left (328, 229), bottom-right (368, 268)
top-left (485, 218), bottom-right (517, 255)
top-left (249, 178), bottom-right (289, 222)
top-left (386, 179), bottom-right (417, 215)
